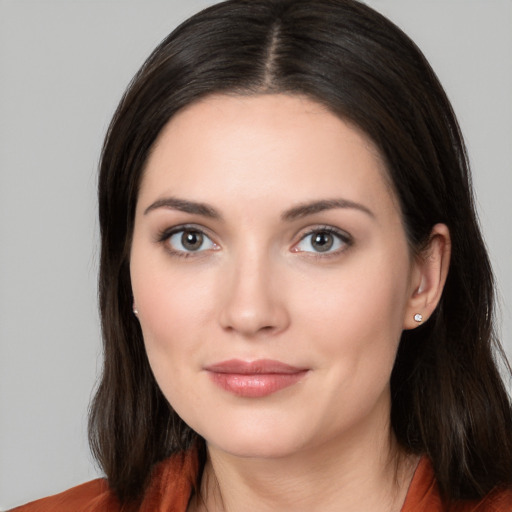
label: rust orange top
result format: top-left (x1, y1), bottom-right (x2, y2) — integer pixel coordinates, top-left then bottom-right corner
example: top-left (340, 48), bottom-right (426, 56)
top-left (10, 451), bottom-right (512, 511)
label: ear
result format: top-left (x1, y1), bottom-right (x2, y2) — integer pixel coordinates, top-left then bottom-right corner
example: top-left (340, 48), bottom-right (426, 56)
top-left (403, 223), bottom-right (451, 330)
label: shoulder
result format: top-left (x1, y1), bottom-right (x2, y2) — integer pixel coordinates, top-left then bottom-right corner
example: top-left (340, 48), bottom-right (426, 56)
top-left (402, 457), bottom-right (512, 512)
top-left (450, 488), bottom-right (512, 512)
top-left (9, 448), bottom-right (199, 512)
top-left (9, 478), bottom-right (120, 512)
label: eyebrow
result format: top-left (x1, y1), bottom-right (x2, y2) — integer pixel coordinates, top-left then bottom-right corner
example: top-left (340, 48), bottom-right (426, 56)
top-left (144, 197), bottom-right (222, 219)
top-left (281, 198), bottom-right (375, 221)
top-left (143, 196), bottom-right (374, 221)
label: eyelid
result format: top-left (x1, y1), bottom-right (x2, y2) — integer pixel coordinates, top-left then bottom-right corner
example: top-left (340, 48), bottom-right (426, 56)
top-left (156, 224), bottom-right (220, 256)
top-left (291, 225), bottom-right (353, 255)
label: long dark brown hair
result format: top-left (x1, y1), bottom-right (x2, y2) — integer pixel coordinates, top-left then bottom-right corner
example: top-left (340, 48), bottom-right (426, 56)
top-left (89, 0), bottom-right (512, 506)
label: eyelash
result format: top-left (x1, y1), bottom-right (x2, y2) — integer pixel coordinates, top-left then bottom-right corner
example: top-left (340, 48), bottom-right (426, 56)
top-left (156, 224), bottom-right (353, 259)
top-left (156, 224), bottom-right (218, 259)
top-left (292, 226), bottom-right (353, 258)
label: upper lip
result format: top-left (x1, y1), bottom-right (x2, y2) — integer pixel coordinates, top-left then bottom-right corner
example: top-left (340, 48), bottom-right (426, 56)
top-left (204, 359), bottom-right (307, 374)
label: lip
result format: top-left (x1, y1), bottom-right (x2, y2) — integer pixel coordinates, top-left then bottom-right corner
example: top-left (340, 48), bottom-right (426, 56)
top-left (204, 359), bottom-right (309, 398)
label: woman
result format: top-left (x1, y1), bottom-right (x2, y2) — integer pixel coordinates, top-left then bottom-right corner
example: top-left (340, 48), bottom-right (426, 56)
top-left (12, 0), bottom-right (512, 511)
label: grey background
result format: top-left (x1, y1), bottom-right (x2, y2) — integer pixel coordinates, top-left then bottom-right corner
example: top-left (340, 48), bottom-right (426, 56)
top-left (1, 0), bottom-right (511, 509)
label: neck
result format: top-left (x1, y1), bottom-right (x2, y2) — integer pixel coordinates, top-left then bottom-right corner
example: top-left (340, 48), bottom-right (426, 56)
top-left (190, 414), bottom-right (418, 512)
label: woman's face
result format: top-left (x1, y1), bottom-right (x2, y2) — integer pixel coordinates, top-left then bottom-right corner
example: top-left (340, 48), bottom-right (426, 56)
top-left (130, 94), bottom-right (421, 458)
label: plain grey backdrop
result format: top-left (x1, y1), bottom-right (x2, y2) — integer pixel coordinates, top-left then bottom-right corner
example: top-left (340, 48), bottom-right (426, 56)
top-left (1, 0), bottom-right (511, 509)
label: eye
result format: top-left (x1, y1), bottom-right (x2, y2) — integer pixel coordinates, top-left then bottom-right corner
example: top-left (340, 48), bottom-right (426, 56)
top-left (293, 228), bottom-right (351, 254)
top-left (165, 228), bottom-right (218, 254)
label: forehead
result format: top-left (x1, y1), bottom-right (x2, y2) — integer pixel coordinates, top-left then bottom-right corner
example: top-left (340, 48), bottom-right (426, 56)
top-left (139, 93), bottom-right (398, 219)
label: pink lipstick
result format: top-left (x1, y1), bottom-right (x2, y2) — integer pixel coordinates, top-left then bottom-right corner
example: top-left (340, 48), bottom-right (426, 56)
top-left (205, 359), bottom-right (308, 398)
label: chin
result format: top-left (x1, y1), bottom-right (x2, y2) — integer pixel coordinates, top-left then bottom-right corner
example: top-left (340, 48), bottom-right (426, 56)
top-left (207, 435), bottom-right (305, 460)
top-left (192, 414), bottom-right (315, 460)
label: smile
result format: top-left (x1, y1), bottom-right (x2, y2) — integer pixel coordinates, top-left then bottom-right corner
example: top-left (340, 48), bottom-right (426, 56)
top-left (204, 359), bottom-right (309, 398)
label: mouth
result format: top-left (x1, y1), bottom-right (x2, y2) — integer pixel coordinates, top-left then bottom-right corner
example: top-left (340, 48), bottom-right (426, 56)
top-left (204, 359), bottom-right (309, 398)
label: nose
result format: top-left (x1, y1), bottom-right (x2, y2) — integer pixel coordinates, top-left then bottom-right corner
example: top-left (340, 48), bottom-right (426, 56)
top-left (218, 250), bottom-right (290, 338)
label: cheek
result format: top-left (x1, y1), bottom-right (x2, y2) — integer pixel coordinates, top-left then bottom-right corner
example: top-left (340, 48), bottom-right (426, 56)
top-left (294, 250), bottom-right (410, 382)
top-left (139, 276), bottom-right (209, 337)
top-left (130, 252), bottom-right (218, 400)
top-left (133, 278), bottom-right (200, 417)
top-left (130, 230), bottom-right (214, 337)
top-left (300, 252), bottom-right (408, 329)
top-left (133, 267), bottom-right (212, 359)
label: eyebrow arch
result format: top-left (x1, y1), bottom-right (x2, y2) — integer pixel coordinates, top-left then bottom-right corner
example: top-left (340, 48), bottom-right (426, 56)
top-left (144, 197), bottom-right (222, 219)
top-left (143, 196), bottom-right (374, 221)
top-left (282, 198), bottom-right (375, 221)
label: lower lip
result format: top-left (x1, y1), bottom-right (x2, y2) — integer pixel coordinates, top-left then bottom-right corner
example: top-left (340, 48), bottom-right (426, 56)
top-left (208, 371), bottom-right (308, 398)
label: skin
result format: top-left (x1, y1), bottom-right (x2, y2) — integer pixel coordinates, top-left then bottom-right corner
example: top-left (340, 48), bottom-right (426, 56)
top-left (130, 94), bottom-right (450, 512)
